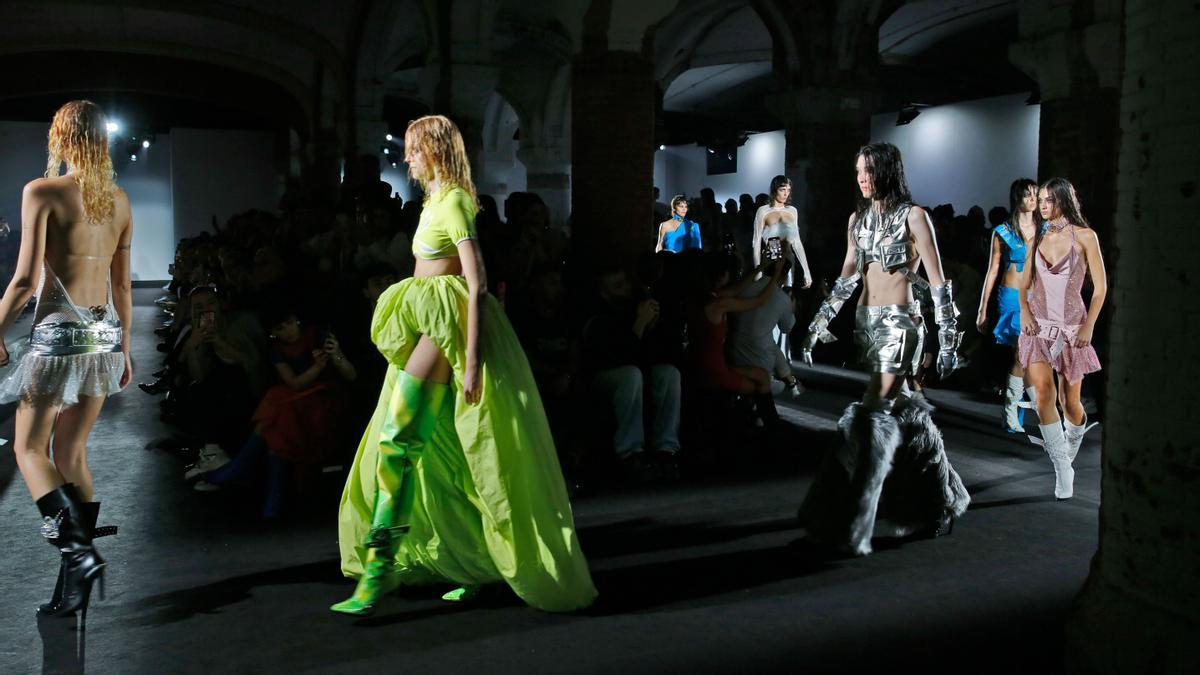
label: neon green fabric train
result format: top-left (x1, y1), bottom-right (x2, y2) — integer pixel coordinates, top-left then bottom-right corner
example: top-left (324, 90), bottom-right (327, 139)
top-left (337, 188), bottom-right (596, 612)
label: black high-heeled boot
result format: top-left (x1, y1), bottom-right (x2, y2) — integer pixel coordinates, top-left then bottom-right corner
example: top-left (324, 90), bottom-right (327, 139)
top-left (39, 497), bottom-right (117, 616)
top-left (36, 485), bottom-right (107, 621)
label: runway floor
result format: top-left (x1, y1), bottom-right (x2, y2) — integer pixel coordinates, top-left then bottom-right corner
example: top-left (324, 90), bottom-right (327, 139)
top-left (0, 289), bottom-right (1099, 674)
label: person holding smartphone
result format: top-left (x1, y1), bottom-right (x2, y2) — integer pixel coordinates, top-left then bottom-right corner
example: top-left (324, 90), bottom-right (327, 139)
top-left (193, 304), bottom-right (356, 518)
top-left (174, 285), bottom-right (261, 479)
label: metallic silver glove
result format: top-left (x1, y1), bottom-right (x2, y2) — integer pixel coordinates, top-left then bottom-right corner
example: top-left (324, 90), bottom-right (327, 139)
top-left (801, 273), bottom-right (860, 365)
top-left (930, 281), bottom-right (963, 378)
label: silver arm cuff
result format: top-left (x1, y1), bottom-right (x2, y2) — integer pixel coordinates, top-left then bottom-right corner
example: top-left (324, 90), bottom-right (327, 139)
top-left (806, 274), bottom-right (860, 343)
top-left (930, 282), bottom-right (964, 375)
top-left (930, 281), bottom-right (960, 324)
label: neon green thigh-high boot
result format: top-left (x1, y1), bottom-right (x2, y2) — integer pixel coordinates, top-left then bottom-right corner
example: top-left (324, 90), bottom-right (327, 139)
top-left (331, 372), bottom-right (449, 615)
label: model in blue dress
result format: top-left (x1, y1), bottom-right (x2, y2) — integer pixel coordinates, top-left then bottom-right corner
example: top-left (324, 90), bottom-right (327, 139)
top-left (978, 179), bottom-right (1040, 433)
top-left (655, 195), bottom-right (703, 253)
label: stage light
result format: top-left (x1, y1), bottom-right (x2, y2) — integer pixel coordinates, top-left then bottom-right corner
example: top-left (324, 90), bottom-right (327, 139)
top-left (659, 144), bottom-right (666, 151)
top-left (383, 147), bottom-right (390, 154)
top-left (707, 148), bottom-right (715, 154)
top-left (142, 139), bottom-right (150, 148)
top-left (130, 154), bottom-right (138, 162)
top-left (896, 106), bottom-right (921, 126)
top-left (386, 134), bottom-right (393, 141)
top-left (106, 121), bottom-right (120, 134)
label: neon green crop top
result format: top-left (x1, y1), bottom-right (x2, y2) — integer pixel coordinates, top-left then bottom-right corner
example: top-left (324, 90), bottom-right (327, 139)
top-left (412, 186), bottom-right (478, 260)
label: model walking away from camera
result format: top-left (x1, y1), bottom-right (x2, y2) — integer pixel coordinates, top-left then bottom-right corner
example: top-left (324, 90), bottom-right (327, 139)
top-left (1017, 177), bottom-right (1105, 500)
top-left (0, 100), bottom-right (131, 620)
top-left (334, 115), bottom-right (595, 615)
top-left (978, 178), bottom-right (1039, 433)
top-left (798, 142), bottom-right (970, 556)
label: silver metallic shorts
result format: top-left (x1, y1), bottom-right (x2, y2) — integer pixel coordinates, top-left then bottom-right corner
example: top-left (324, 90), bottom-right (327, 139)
top-left (854, 303), bottom-right (925, 374)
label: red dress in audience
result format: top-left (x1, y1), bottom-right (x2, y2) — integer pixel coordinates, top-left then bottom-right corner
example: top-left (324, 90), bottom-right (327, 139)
top-left (690, 308), bottom-right (744, 391)
top-left (253, 325), bottom-right (346, 464)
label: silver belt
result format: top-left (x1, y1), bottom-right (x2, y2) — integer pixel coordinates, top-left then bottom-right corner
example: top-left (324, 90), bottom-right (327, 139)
top-left (29, 321), bottom-right (123, 356)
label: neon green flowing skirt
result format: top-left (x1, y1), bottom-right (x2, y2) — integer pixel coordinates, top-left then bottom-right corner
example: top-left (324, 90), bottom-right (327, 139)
top-left (337, 275), bottom-right (597, 612)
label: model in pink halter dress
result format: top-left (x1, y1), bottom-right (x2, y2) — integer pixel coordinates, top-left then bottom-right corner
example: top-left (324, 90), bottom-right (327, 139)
top-left (1018, 222), bottom-right (1101, 383)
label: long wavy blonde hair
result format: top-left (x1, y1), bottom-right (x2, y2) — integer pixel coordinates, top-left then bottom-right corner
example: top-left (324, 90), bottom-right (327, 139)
top-left (404, 115), bottom-right (478, 211)
top-left (45, 100), bottom-right (117, 225)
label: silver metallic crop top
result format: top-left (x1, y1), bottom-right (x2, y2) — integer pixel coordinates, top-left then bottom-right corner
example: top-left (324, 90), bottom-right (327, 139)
top-left (854, 203), bottom-right (916, 274)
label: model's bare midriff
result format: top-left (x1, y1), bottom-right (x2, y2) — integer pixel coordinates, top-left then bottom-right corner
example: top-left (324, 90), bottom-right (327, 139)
top-left (860, 256), bottom-right (920, 307)
top-left (1000, 265), bottom-right (1023, 290)
top-left (412, 256), bottom-right (463, 278)
top-left (42, 177), bottom-right (125, 307)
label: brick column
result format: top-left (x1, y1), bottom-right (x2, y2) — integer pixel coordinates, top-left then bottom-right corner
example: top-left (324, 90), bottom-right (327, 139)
top-left (1010, 2), bottom-right (1123, 241)
top-left (1064, 2), bottom-right (1200, 673)
top-left (767, 87), bottom-right (875, 279)
top-left (571, 50), bottom-right (656, 271)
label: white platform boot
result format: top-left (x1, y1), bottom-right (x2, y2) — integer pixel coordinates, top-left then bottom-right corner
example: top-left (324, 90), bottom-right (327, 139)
top-left (1040, 420), bottom-right (1074, 500)
top-left (1063, 413), bottom-right (1097, 463)
top-left (1003, 374), bottom-right (1026, 433)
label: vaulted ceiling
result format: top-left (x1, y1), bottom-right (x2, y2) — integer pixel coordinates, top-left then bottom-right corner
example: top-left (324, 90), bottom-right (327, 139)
top-left (0, 1), bottom-right (1033, 150)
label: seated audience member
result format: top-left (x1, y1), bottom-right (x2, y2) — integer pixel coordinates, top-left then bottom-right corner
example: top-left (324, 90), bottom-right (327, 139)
top-left (476, 194), bottom-right (511, 296)
top-left (689, 256), bottom-right (784, 418)
top-left (334, 263), bottom-right (397, 432)
top-left (637, 252), bottom-right (689, 372)
top-left (194, 303), bottom-right (358, 518)
top-left (728, 261), bottom-right (802, 402)
top-left (247, 245), bottom-right (289, 312)
top-left (175, 285), bottom-right (264, 476)
top-left (581, 266), bottom-right (683, 478)
top-left (507, 194), bottom-right (567, 296)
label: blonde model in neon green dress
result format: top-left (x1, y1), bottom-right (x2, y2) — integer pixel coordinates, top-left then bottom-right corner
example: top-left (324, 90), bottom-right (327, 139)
top-left (333, 115), bottom-right (596, 615)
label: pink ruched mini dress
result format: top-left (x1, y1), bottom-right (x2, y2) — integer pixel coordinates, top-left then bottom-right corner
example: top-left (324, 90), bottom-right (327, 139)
top-left (1018, 223), bottom-right (1101, 383)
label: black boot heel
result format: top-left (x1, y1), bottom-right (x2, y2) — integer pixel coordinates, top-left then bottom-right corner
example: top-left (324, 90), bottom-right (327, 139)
top-left (79, 566), bottom-right (106, 625)
top-left (38, 500), bottom-right (116, 616)
top-left (35, 486), bottom-right (107, 620)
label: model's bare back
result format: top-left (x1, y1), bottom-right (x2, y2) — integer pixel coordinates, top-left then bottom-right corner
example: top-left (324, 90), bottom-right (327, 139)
top-left (36, 175), bottom-right (130, 307)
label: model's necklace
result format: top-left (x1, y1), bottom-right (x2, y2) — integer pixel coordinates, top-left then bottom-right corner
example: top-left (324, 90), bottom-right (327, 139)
top-left (1047, 216), bottom-right (1069, 233)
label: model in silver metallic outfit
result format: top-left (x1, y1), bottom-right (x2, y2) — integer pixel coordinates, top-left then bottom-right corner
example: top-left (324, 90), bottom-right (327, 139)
top-left (797, 142), bottom-right (970, 556)
top-left (0, 100), bottom-right (131, 621)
